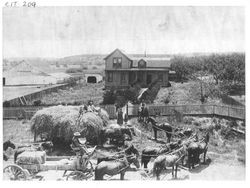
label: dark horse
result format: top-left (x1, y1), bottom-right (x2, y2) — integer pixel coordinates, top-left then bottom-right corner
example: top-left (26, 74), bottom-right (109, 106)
top-left (97, 144), bottom-right (139, 164)
top-left (14, 141), bottom-right (53, 163)
top-left (147, 117), bottom-right (173, 143)
top-left (141, 141), bottom-right (181, 169)
top-left (3, 140), bottom-right (16, 161)
top-left (152, 146), bottom-right (187, 180)
top-left (100, 127), bottom-right (135, 146)
top-left (187, 132), bottom-right (210, 170)
top-left (138, 106), bottom-right (149, 123)
top-left (95, 155), bottom-right (140, 180)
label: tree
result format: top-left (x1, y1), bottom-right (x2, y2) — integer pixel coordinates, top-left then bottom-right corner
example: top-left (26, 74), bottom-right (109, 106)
top-left (170, 57), bottom-right (190, 81)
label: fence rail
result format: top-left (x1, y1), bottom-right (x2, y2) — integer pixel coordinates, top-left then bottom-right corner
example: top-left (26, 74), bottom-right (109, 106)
top-left (3, 104), bottom-right (245, 120)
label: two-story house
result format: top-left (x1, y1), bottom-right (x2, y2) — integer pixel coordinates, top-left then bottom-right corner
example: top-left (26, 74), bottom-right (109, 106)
top-left (104, 49), bottom-right (171, 89)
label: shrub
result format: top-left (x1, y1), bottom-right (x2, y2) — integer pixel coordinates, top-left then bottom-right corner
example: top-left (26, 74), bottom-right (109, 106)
top-left (66, 68), bottom-right (83, 73)
top-left (3, 101), bottom-right (10, 107)
top-left (33, 100), bottom-right (42, 106)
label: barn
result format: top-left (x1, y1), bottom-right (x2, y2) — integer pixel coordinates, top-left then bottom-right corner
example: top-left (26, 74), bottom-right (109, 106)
top-left (3, 61), bottom-right (58, 86)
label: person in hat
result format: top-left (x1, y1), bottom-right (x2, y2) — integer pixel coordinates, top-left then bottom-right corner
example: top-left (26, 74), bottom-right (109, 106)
top-left (72, 132), bottom-right (90, 156)
top-left (87, 100), bottom-right (97, 112)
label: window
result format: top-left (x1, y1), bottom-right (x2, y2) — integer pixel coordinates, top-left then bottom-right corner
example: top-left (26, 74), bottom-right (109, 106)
top-left (113, 57), bottom-right (122, 68)
top-left (158, 73), bottom-right (163, 82)
top-left (121, 72), bottom-right (126, 84)
top-left (138, 60), bottom-right (146, 68)
top-left (107, 72), bottom-right (113, 82)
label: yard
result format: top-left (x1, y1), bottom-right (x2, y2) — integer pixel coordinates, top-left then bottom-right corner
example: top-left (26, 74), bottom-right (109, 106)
top-left (3, 114), bottom-right (245, 180)
top-left (40, 80), bottom-right (104, 105)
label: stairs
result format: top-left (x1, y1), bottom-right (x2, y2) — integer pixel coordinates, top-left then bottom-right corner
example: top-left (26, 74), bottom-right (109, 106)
top-left (19, 96), bottom-right (27, 106)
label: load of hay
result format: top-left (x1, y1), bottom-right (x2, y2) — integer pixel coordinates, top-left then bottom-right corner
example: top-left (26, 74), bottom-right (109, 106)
top-left (16, 151), bottom-right (46, 165)
top-left (31, 105), bottom-right (109, 145)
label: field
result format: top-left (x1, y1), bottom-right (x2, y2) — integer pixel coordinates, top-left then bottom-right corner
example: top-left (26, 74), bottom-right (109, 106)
top-left (40, 81), bottom-right (104, 105)
top-left (3, 114), bottom-right (245, 180)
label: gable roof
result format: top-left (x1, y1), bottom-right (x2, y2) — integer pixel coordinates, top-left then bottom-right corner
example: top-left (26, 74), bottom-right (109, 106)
top-left (132, 57), bottom-right (171, 68)
top-left (3, 61), bottom-right (50, 77)
top-left (104, 48), bottom-right (132, 61)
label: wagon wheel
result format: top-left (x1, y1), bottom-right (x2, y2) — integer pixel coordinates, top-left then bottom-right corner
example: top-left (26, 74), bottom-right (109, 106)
top-left (66, 161), bottom-right (94, 181)
top-left (66, 171), bottom-right (92, 181)
top-left (3, 165), bottom-right (28, 180)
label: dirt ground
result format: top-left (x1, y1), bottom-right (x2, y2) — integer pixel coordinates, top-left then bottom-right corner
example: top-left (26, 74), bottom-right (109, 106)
top-left (3, 116), bottom-right (245, 181)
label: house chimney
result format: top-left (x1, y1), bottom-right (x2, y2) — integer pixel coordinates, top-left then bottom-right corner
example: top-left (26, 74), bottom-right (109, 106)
top-left (144, 50), bottom-right (147, 57)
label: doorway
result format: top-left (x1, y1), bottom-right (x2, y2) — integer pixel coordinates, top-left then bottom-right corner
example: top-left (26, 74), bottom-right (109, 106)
top-left (87, 76), bottom-right (97, 83)
top-left (147, 74), bottom-right (152, 85)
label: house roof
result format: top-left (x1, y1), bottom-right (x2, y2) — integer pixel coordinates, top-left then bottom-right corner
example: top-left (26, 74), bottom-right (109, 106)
top-left (3, 61), bottom-right (51, 77)
top-left (49, 72), bottom-right (72, 79)
top-left (103, 48), bottom-right (132, 61)
top-left (132, 57), bottom-right (171, 68)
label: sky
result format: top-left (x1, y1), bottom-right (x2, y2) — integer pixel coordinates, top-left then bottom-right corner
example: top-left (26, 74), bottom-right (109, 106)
top-left (3, 6), bottom-right (245, 58)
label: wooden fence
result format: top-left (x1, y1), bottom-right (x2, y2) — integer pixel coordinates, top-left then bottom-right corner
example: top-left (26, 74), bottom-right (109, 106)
top-left (3, 104), bottom-right (245, 120)
top-left (127, 104), bottom-right (245, 120)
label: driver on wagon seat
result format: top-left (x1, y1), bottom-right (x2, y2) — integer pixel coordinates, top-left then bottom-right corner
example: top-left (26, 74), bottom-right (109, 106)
top-left (71, 132), bottom-right (91, 156)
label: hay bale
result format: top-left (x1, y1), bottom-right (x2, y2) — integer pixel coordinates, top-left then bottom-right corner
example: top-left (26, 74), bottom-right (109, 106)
top-left (31, 105), bottom-right (109, 145)
top-left (16, 151), bottom-right (46, 165)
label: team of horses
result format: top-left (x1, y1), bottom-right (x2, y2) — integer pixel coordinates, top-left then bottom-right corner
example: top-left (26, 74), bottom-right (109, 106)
top-left (3, 115), bottom-right (210, 180)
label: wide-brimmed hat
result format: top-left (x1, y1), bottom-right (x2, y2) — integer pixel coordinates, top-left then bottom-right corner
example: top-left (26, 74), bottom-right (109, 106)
top-left (73, 132), bottom-right (81, 137)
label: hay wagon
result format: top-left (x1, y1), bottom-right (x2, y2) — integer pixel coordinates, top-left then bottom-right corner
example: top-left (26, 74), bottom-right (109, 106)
top-left (3, 146), bottom-right (96, 181)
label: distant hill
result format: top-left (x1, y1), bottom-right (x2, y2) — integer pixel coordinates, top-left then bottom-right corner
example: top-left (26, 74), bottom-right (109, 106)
top-left (4, 51), bottom-right (239, 73)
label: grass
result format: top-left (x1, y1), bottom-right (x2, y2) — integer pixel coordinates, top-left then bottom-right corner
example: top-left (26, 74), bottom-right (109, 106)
top-left (40, 81), bottom-right (104, 105)
top-left (3, 115), bottom-right (245, 165)
top-left (154, 81), bottom-right (222, 105)
top-left (3, 120), bottom-right (34, 145)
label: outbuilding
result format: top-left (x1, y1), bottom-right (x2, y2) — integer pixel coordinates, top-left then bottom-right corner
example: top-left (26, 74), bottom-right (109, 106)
top-left (84, 73), bottom-right (103, 83)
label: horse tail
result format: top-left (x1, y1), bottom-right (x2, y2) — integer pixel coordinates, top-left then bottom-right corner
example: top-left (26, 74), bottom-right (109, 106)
top-left (141, 153), bottom-right (144, 166)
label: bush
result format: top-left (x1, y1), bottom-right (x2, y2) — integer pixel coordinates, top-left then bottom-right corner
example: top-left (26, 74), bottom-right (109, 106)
top-left (102, 89), bottom-right (116, 105)
top-left (164, 97), bottom-right (170, 104)
top-left (3, 101), bottom-right (10, 107)
top-left (82, 66), bottom-right (88, 70)
top-left (33, 100), bottom-right (42, 106)
top-left (66, 68), bottom-right (83, 73)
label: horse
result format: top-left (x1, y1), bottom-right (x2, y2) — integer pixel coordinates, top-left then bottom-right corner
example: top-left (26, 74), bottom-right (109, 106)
top-left (14, 141), bottom-right (53, 163)
top-left (152, 146), bottom-right (187, 180)
top-left (100, 126), bottom-right (135, 146)
top-left (141, 141), bottom-right (181, 169)
top-left (97, 144), bottom-right (139, 164)
top-left (187, 132), bottom-right (210, 170)
top-left (95, 155), bottom-right (140, 180)
top-left (177, 128), bottom-right (193, 138)
top-left (100, 127), bottom-right (125, 146)
top-left (146, 117), bottom-right (173, 143)
top-left (3, 140), bottom-right (16, 161)
top-left (138, 106), bottom-right (149, 123)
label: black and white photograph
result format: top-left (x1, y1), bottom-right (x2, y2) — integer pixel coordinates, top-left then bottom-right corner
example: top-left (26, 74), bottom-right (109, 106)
top-left (2, 1), bottom-right (246, 181)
